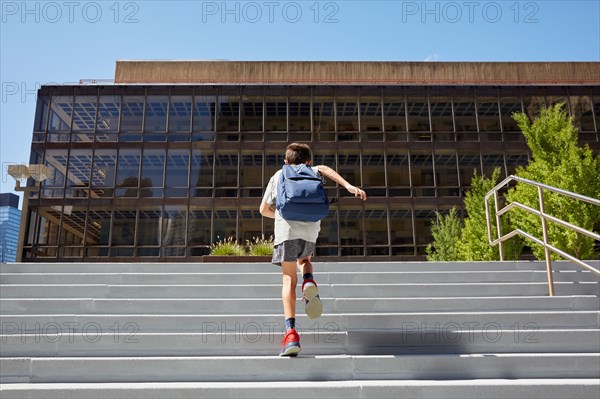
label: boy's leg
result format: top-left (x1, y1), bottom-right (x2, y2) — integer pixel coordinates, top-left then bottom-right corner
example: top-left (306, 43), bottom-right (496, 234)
top-left (298, 256), bottom-right (323, 319)
top-left (297, 256), bottom-right (313, 276)
top-left (281, 261), bottom-right (298, 319)
top-left (280, 261), bottom-right (301, 356)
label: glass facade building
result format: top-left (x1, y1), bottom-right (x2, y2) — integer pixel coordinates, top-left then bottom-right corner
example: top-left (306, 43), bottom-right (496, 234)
top-left (0, 193), bottom-right (22, 263)
top-left (19, 62), bottom-right (600, 262)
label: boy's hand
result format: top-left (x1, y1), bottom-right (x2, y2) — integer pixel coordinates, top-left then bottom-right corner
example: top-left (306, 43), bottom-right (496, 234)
top-left (345, 185), bottom-right (367, 201)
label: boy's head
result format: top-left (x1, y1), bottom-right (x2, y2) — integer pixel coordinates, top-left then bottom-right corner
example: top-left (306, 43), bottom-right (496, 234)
top-left (285, 143), bottom-right (312, 165)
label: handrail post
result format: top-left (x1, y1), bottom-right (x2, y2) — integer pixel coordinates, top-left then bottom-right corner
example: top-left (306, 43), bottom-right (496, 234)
top-left (494, 190), bottom-right (504, 261)
top-left (538, 187), bottom-right (555, 296)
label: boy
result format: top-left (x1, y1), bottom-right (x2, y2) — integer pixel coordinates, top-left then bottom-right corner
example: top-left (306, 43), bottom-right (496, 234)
top-left (259, 143), bottom-right (367, 356)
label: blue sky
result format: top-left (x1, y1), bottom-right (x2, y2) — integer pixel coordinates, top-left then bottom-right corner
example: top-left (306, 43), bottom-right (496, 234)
top-left (1, 0), bottom-right (599, 202)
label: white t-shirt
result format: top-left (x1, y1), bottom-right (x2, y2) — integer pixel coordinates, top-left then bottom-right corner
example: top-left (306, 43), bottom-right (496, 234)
top-left (262, 167), bottom-right (322, 246)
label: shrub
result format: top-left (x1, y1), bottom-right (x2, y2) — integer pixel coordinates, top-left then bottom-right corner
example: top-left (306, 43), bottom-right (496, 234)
top-left (426, 207), bottom-right (463, 261)
top-left (247, 235), bottom-right (274, 256)
top-left (210, 237), bottom-right (247, 256)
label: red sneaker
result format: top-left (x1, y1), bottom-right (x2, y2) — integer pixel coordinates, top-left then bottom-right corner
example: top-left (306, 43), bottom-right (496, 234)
top-left (280, 329), bottom-right (301, 357)
top-left (302, 278), bottom-right (323, 319)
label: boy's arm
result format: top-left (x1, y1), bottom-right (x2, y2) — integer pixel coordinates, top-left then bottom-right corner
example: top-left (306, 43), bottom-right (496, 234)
top-left (316, 165), bottom-right (367, 201)
top-left (259, 201), bottom-right (276, 219)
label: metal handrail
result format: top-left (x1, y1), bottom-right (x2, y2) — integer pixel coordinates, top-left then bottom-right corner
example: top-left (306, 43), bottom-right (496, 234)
top-left (484, 175), bottom-right (600, 296)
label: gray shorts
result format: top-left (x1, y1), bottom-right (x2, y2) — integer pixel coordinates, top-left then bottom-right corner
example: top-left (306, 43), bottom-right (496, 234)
top-left (271, 239), bottom-right (316, 266)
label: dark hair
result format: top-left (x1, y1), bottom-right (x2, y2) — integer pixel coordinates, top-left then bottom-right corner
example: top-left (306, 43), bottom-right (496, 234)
top-left (285, 143), bottom-right (312, 164)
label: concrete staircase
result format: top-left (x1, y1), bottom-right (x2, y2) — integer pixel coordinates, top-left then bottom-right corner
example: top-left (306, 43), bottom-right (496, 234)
top-left (1, 261), bottom-right (599, 398)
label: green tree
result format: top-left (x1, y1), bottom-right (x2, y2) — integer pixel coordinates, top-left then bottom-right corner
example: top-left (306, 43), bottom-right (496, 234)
top-left (458, 168), bottom-right (523, 261)
top-left (506, 103), bottom-right (600, 260)
top-left (426, 207), bottom-right (463, 261)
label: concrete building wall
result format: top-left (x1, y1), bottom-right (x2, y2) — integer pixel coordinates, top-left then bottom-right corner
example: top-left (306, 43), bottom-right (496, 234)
top-left (115, 61), bottom-right (600, 85)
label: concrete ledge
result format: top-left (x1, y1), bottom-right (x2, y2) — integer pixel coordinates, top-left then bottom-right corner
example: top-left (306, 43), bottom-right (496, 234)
top-left (1, 380), bottom-right (599, 399)
top-left (2, 270), bottom-right (597, 285)
top-left (113, 61), bottom-right (600, 85)
top-left (2, 296), bottom-right (598, 313)
top-left (2, 354), bottom-right (599, 383)
top-left (1, 329), bottom-right (598, 358)
top-left (2, 310), bottom-right (598, 332)
top-left (1, 311), bottom-right (598, 333)
top-left (1, 281), bottom-right (598, 300)
top-left (2, 379), bottom-right (598, 399)
top-left (3, 260), bottom-right (597, 274)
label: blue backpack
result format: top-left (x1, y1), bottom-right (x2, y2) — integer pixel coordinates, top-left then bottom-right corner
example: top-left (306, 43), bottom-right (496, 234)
top-left (276, 164), bottom-right (329, 222)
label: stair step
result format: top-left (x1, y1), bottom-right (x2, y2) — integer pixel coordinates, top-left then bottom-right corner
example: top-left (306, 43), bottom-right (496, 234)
top-left (2, 329), bottom-right (598, 357)
top-left (2, 270), bottom-right (597, 284)
top-left (2, 354), bottom-right (599, 384)
top-left (2, 296), bottom-right (597, 313)
top-left (1, 311), bottom-right (597, 332)
top-left (1, 379), bottom-right (599, 399)
top-left (2, 260), bottom-right (596, 274)
top-left (1, 282), bottom-right (597, 299)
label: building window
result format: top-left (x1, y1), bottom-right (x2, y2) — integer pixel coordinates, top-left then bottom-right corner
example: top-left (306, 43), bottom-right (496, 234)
top-left (499, 87), bottom-right (523, 140)
top-left (166, 149), bottom-right (190, 197)
top-left (193, 87), bottom-right (217, 140)
top-left (454, 87), bottom-right (478, 141)
top-left (169, 89), bottom-right (193, 135)
top-left (339, 205), bottom-right (364, 256)
top-left (243, 86), bottom-right (264, 133)
top-left (111, 209), bottom-right (136, 246)
top-left (137, 208), bottom-right (162, 248)
top-left (265, 87), bottom-right (287, 142)
top-left (430, 87), bottom-right (454, 139)
top-left (406, 88), bottom-right (430, 141)
top-left (289, 87), bottom-right (311, 133)
top-left (97, 88), bottom-right (120, 141)
top-left (188, 206), bottom-right (212, 256)
top-left (217, 87), bottom-right (240, 133)
top-left (48, 89), bottom-right (72, 142)
top-left (140, 149), bottom-right (166, 197)
top-left (162, 206), bottom-right (187, 256)
top-left (191, 150), bottom-right (214, 197)
top-left (365, 205), bottom-right (389, 255)
top-left (73, 88), bottom-right (97, 142)
top-left (434, 151), bottom-right (459, 197)
top-left (477, 88), bottom-right (501, 138)
top-left (215, 152), bottom-right (238, 194)
top-left (239, 208), bottom-right (262, 242)
top-left (116, 149), bottom-right (141, 197)
top-left (91, 150), bottom-right (116, 198)
top-left (313, 86), bottom-right (335, 140)
top-left (458, 151), bottom-right (481, 191)
top-left (42, 149), bottom-right (68, 198)
top-left (121, 89), bottom-right (145, 141)
top-left (360, 87), bottom-right (383, 141)
top-left (66, 150), bottom-right (93, 198)
top-left (337, 87), bottom-right (359, 140)
top-left (144, 88), bottom-right (169, 140)
top-left (410, 151), bottom-right (435, 197)
top-left (383, 87), bottom-right (407, 141)
top-left (34, 94), bottom-right (50, 133)
top-left (522, 86), bottom-right (546, 124)
top-left (240, 152), bottom-right (263, 197)
top-left (568, 87), bottom-right (596, 134)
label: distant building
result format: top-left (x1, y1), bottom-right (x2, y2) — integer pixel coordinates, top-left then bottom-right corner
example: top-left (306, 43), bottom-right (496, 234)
top-left (0, 193), bottom-right (21, 263)
top-left (19, 61), bottom-right (600, 262)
